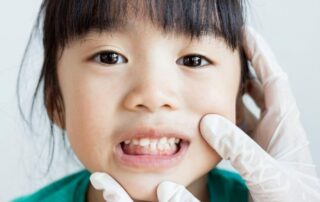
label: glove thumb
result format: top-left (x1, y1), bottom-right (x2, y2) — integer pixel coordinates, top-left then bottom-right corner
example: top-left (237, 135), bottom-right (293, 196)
top-left (157, 181), bottom-right (200, 202)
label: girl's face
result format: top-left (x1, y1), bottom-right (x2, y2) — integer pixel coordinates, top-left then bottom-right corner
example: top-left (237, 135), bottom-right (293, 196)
top-left (57, 19), bottom-right (241, 201)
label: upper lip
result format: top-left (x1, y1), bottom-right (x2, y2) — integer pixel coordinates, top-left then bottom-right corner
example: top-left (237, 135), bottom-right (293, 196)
top-left (117, 127), bottom-right (191, 145)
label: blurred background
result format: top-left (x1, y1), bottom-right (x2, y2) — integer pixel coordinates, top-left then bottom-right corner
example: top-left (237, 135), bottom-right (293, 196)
top-left (1, 0), bottom-right (320, 201)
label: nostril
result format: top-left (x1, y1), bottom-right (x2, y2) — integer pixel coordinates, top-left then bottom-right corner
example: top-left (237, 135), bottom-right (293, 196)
top-left (136, 104), bottom-right (149, 111)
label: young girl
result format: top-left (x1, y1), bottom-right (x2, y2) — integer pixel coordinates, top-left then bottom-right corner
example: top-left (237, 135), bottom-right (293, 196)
top-left (12, 0), bottom-right (320, 202)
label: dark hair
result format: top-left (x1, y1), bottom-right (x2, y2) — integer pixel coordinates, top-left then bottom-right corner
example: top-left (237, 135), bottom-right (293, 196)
top-left (17, 0), bottom-right (249, 175)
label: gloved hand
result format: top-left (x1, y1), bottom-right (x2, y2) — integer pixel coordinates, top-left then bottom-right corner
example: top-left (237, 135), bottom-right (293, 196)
top-left (90, 172), bottom-right (133, 202)
top-left (198, 27), bottom-right (320, 202)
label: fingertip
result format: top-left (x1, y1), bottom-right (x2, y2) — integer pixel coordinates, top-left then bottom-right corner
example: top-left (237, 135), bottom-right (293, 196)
top-left (241, 26), bottom-right (255, 59)
top-left (157, 181), bottom-right (177, 192)
top-left (200, 114), bottom-right (230, 135)
top-left (90, 172), bottom-right (105, 189)
top-left (201, 114), bottom-right (224, 125)
top-left (157, 181), bottom-right (178, 201)
top-left (200, 114), bottom-right (226, 143)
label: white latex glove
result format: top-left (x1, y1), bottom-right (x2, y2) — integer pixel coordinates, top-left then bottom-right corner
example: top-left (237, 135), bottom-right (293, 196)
top-left (199, 27), bottom-right (320, 202)
top-left (90, 172), bottom-right (133, 202)
top-left (90, 172), bottom-right (200, 202)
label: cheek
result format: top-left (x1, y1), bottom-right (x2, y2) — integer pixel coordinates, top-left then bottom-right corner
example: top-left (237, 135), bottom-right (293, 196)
top-left (59, 67), bottom-right (123, 171)
top-left (183, 77), bottom-right (239, 123)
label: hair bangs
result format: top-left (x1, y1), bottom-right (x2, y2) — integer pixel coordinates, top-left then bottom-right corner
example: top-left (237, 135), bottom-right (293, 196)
top-left (41, 0), bottom-right (246, 51)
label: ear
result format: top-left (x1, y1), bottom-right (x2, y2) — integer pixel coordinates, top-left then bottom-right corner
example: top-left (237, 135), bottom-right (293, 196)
top-left (236, 93), bottom-right (245, 127)
top-left (236, 78), bottom-right (247, 127)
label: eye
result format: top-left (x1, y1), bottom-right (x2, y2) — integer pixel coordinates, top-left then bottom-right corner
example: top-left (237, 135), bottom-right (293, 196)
top-left (177, 54), bottom-right (212, 68)
top-left (92, 51), bottom-right (127, 65)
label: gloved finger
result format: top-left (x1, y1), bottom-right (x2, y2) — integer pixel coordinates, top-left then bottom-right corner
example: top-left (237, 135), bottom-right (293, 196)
top-left (242, 26), bottom-right (295, 115)
top-left (157, 181), bottom-right (200, 202)
top-left (90, 172), bottom-right (133, 202)
top-left (242, 26), bottom-right (285, 87)
top-left (200, 114), bottom-right (286, 187)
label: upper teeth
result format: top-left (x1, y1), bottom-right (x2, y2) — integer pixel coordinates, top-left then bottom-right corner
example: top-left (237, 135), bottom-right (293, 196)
top-left (123, 137), bottom-right (181, 147)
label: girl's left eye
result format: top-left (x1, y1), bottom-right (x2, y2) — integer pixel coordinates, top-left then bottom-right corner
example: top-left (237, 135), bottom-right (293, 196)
top-left (92, 51), bottom-right (127, 65)
top-left (176, 54), bottom-right (212, 68)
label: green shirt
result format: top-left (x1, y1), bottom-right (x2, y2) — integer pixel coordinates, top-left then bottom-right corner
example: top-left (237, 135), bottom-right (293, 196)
top-left (12, 168), bottom-right (248, 202)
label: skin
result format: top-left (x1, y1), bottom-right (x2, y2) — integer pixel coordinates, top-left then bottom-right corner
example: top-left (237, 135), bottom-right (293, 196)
top-left (56, 19), bottom-right (242, 201)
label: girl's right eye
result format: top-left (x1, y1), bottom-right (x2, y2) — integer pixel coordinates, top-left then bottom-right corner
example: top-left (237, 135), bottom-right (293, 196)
top-left (92, 51), bottom-right (127, 65)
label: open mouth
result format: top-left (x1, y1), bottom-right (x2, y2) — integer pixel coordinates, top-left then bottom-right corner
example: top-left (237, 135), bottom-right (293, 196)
top-left (115, 136), bottom-right (190, 170)
top-left (120, 137), bottom-right (182, 156)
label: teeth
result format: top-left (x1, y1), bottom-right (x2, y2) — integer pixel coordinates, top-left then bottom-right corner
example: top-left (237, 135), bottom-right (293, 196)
top-left (139, 138), bottom-right (150, 146)
top-left (150, 140), bottom-right (157, 150)
top-left (163, 143), bottom-right (171, 150)
top-left (132, 139), bottom-right (139, 145)
top-left (158, 143), bottom-right (165, 150)
top-left (122, 137), bottom-right (181, 149)
top-left (150, 139), bottom-right (158, 145)
top-left (168, 137), bottom-right (175, 145)
top-left (159, 137), bottom-right (168, 145)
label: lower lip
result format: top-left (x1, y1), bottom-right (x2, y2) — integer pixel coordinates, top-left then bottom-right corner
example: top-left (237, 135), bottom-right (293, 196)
top-left (114, 141), bottom-right (189, 170)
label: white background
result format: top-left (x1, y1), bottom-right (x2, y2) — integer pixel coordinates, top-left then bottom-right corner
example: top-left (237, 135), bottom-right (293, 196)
top-left (1, 0), bottom-right (320, 201)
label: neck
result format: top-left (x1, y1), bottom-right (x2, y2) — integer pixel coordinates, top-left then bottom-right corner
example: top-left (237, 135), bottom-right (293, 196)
top-left (186, 174), bottom-right (209, 201)
top-left (86, 174), bottom-right (209, 202)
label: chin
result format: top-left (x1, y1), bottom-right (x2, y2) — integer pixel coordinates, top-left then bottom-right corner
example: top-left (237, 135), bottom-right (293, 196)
top-left (129, 186), bottom-right (158, 202)
top-left (114, 172), bottom-right (191, 202)
top-left (119, 177), bottom-right (163, 201)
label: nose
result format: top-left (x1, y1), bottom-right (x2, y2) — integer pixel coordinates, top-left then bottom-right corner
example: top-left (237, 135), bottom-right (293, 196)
top-left (122, 68), bottom-right (180, 113)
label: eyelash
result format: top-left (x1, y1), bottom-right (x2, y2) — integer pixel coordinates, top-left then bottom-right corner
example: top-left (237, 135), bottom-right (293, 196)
top-left (91, 50), bottom-right (213, 68)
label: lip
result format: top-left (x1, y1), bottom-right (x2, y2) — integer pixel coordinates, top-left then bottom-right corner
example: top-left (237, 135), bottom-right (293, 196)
top-left (113, 127), bottom-right (191, 170)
